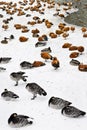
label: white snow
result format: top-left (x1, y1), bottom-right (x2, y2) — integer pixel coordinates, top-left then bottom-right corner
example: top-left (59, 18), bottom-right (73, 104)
top-left (0, 0), bottom-right (87, 130)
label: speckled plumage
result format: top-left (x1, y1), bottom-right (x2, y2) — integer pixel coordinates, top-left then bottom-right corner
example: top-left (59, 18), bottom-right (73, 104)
top-left (8, 113), bottom-right (33, 127)
top-left (48, 96), bottom-right (72, 109)
top-left (70, 59), bottom-right (80, 66)
top-left (20, 61), bottom-right (33, 69)
top-left (10, 71), bottom-right (28, 86)
top-left (1, 89), bottom-right (19, 101)
top-left (0, 57), bottom-right (12, 63)
top-left (61, 106), bottom-right (86, 118)
top-left (26, 82), bottom-right (47, 100)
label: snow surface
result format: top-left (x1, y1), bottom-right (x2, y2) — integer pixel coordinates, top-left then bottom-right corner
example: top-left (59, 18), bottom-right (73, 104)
top-left (0, 0), bottom-right (87, 130)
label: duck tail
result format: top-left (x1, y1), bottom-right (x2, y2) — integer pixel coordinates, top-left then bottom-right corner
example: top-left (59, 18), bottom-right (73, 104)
top-left (50, 55), bottom-right (53, 60)
top-left (22, 76), bottom-right (28, 82)
top-left (28, 120), bottom-right (33, 125)
top-left (81, 111), bottom-right (86, 116)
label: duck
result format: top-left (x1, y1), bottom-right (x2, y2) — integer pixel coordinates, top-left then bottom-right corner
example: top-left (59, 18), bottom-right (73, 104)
top-left (26, 82), bottom-right (47, 100)
top-left (41, 34), bottom-right (48, 41)
top-left (32, 61), bottom-right (46, 67)
top-left (0, 14), bottom-right (3, 18)
top-left (81, 27), bottom-right (86, 34)
top-left (62, 43), bottom-right (72, 48)
top-left (48, 96), bottom-right (72, 109)
top-left (51, 57), bottom-right (60, 69)
top-left (69, 46), bottom-right (78, 51)
top-left (77, 46), bottom-right (84, 55)
top-left (61, 106), bottom-right (86, 118)
top-left (0, 57), bottom-right (12, 63)
top-left (70, 26), bottom-right (75, 32)
top-left (41, 52), bottom-right (53, 62)
top-left (35, 41), bottom-right (47, 47)
top-left (10, 71), bottom-right (28, 86)
top-left (20, 61), bottom-right (33, 69)
top-left (19, 36), bottom-right (28, 42)
top-left (32, 33), bottom-right (39, 38)
top-left (1, 39), bottom-right (8, 44)
top-left (41, 47), bottom-right (52, 53)
top-left (62, 33), bottom-right (69, 39)
top-left (78, 63), bottom-right (87, 72)
top-left (2, 24), bottom-right (9, 30)
top-left (69, 52), bottom-right (79, 58)
top-left (1, 89), bottom-right (19, 101)
top-left (8, 113), bottom-right (33, 127)
top-left (69, 59), bottom-right (80, 66)
top-left (0, 67), bottom-right (6, 71)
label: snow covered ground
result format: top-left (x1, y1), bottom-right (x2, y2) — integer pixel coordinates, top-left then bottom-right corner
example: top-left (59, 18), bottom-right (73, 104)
top-left (0, 0), bottom-right (87, 130)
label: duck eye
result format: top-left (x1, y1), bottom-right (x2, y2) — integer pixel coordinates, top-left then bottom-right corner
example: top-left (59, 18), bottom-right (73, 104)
top-left (4, 89), bottom-right (7, 91)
